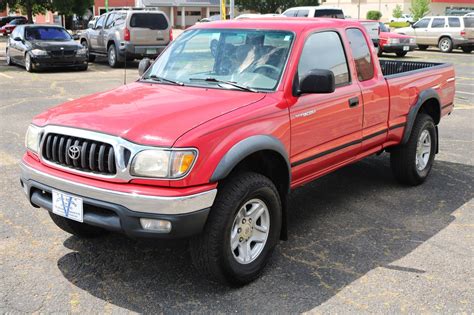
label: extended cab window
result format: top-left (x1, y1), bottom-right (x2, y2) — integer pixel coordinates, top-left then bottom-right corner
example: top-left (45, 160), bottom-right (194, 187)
top-left (431, 18), bottom-right (445, 28)
top-left (298, 31), bottom-right (350, 86)
top-left (346, 28), bottom-right (374, 81)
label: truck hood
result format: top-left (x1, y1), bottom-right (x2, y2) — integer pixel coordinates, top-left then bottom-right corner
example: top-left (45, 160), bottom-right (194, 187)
top-left (33, 82), bottom-right (266, 146)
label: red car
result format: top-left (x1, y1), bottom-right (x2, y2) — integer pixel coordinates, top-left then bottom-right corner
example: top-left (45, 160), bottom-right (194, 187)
top-left (20, 18), bottom-right (455, 285)
top-left (0, 18), bottom-right (27, 36)
top-left (378, 22), bottom-right (417, 57)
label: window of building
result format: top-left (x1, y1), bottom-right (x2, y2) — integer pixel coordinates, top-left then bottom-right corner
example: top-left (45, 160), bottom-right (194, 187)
top-left (298, 31), bottom-right (350, 86)
top-left (346, 28), bottom-right (374, 82)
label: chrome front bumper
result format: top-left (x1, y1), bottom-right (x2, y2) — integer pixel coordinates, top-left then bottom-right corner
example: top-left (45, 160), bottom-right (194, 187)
top-left (20, 162), bottom-right (217, 215)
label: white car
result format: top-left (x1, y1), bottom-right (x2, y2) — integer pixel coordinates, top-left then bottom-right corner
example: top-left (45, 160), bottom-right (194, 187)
top-left (390, 14), bottom-right (414, 23)
top-left (464, 12), bottom-right (474, 17)
top-left (282, 6), bottom-right (344, 19)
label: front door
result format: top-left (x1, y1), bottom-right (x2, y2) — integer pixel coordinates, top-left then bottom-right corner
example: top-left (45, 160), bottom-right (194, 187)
top-left (412, 17), bottom-right (431, 45)
top-left (427, 17), bottom-right (446, 45)
top-left (290, 31), bottom-right (363, 183)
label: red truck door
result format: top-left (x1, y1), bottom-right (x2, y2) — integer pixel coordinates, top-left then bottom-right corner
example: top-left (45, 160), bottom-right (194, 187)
top-left (290, 31), bottom-right (363, 183)
top-left (345, 28), bottom-right (390, 151)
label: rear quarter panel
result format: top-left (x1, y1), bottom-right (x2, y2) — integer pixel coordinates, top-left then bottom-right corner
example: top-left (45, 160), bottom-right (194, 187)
top-left (385, 64), bottom-right (455, 144)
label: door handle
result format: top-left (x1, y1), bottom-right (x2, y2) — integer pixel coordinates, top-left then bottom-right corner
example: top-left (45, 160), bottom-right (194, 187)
top-left (349, 97), bottom-right (359, 108)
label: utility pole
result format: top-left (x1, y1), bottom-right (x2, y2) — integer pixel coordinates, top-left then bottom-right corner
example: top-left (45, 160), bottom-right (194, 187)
top-left (230, 0), bottom-right (235, 19)
top-left (220, 0), bottom-right (227, 20)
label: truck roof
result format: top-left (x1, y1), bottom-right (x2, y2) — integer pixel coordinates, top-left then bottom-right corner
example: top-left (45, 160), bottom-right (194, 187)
top-left (192, 18), bottom-right (364, 32)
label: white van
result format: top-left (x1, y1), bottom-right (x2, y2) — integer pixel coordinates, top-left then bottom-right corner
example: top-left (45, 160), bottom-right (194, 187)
top-left (282, 6), bottom-right (344, 19)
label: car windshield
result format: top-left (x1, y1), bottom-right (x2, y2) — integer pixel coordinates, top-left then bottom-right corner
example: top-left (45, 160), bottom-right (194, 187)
top-left (25, 27), bottom-right (71, 41)
top-left (142, 29), bottom-right (294, 92)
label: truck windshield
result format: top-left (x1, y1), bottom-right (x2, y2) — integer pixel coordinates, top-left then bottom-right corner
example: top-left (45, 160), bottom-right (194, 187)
top-left (142, 29), bottom-right (294, 92)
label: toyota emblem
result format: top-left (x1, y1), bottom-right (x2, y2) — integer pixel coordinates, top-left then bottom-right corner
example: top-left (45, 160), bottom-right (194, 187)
top-left (68, 145), bottom-right (81, 160)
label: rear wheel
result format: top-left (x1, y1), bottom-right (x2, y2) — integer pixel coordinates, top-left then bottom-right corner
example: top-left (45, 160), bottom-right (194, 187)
top-left (390, 113), bottom-right (436, 186)
top-left (438, 37), bottom-right (453, 53)
top-left (107, 44), bottom-right (121, 68)
top-left (190, 172), bottom-right (282, 285)
top-left (461, 47), bottom-right (473, 53)
top-left (417, 45), bottom-right (428, 51)
top-left (49, 212), bottom-right (107, 238)
top-left (396, 51), bottom-right (407, 57)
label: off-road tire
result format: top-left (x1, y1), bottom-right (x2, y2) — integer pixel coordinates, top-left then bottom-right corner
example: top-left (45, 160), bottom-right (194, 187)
top-left (49, 212), bottom-right (107, 238)
top-left (190, 172), bottom-right (282, 285)
top-left (390, 113), bottom-right (436, 186)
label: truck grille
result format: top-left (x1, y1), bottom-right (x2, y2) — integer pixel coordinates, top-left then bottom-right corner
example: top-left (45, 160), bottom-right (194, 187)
top-left (42, 133), bottom-right (116, 175)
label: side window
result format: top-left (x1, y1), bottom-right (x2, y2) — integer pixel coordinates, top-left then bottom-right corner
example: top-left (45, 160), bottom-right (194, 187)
top-left (346, 28), bottom-right (374, 82)
top-left (431, 18), bottom-right (445, 28)
top-left (283, 10), bottom-right (297, 17)
top-left (448, 17), bottom-right (460, 27)
top-left (298, 31), bottom-right (350, 86)
top-left (105, 13), bottom-right (116, 29)
top-left (297, 10), bottom-right (309, 17)
top-left (11, 27), bottom-right (18, 39)
top-left (415, 18), bottom-right (430, 28)
top-left (95, 15), bottom-right (106, 29)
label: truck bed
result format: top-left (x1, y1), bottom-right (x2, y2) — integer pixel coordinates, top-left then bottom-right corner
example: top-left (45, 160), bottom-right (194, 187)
top-left (380, 60), bottom-right (451, 78)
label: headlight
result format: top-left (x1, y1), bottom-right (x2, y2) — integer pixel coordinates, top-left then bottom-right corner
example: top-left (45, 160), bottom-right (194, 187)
top-left (389, 38), bottom-right (400, 44)
top-left (30, 49), bottom-right (48, 56)
top-left (131, 149), bottom-right (197, 178)
top-left (77, 47), bottom-right (87, 55)
top-left (25, 125), bottom-right (42, 154)
top-left (409, 38), bottom-right (416, 44)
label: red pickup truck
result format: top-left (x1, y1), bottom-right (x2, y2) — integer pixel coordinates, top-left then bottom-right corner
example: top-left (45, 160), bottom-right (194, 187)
top-left (20, 18), bottom-right (455, 285)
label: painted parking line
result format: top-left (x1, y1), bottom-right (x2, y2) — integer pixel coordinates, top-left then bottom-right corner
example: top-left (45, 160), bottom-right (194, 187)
top-left (0, 72), bottom-right (13, 79)
top-left (456, 91), bottom-right (474, 96)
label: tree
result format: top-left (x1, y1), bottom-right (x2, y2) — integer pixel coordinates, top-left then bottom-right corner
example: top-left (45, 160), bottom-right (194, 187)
top-left (410, 0), bottom-right (430, 21)
top-left (51, 0), bottom-right (94, 29)
top-left (392, 4), bottom-right (403, 18)
top-left (235, 0), bottom-right (321, 14)
top-left (366, 10), bottom-right (382, 20)
top-left (0, 0), bottom-right (50, 23)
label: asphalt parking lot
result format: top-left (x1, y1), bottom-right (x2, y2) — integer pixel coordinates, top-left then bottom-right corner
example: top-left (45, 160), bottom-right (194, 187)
top-left (0, 36), bottom-right (473, 313)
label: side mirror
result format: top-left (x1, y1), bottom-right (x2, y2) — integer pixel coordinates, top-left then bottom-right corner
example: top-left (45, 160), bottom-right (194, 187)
top-left (95, 25), bottom-right (103, 30)
top-left (72, 34), bottom-right (79, 40)
top-left (298, 69), bottom-right (335, 95)
top-left (87, 21), bottom-right (94, 29)
top-left (138, 58), bottom-right (152, 76)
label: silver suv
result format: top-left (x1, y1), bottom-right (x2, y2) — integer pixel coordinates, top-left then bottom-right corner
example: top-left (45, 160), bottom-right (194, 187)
top-left (80, 9), bottom-right (172, 67)
top-left (395, 16), bottom-right (474, 53)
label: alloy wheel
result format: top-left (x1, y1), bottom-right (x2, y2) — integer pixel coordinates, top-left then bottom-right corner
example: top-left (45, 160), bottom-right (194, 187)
top-left (230, 198), bottom-right (270, 264)
top-left (416, 129), bottom-right (431, 171)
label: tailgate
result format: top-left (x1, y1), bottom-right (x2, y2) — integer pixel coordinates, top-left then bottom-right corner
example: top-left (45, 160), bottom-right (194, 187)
top-left (129, 13), bottom-right (170, 45)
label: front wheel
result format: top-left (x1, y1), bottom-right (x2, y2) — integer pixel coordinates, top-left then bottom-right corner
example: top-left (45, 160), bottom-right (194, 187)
top-left (438, 37), bottom-right (453, 53)
top-left (390, 113), bottom-right (437, 186)
top-left (24, 53), bottom-right (35, 72)
top-left (190, 172), bottom-right (282, 285)
top-left (81, 40), bottom-right (95, 62)
top-left (396, 51), bottom-right (407, 57)
top-left (418, 45), bottom-right (428, 51)
top-left (6, 48), bottom-right (12, 65)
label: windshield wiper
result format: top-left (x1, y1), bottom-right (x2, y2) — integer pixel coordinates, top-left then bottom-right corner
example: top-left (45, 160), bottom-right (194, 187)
top-left (146, 75), bottom-right (184, 86)
top-left (189, 77), bottom-right (257, 93)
